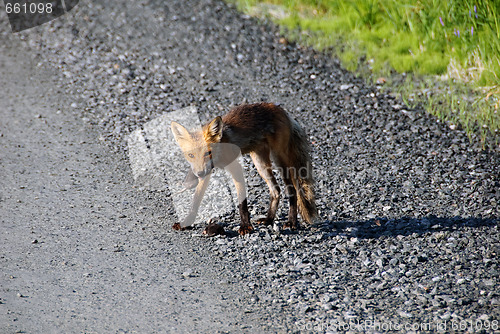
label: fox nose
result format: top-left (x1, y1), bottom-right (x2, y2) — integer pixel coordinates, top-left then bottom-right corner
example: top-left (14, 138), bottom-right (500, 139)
top-left (197, 171), bottom-right (207, 178)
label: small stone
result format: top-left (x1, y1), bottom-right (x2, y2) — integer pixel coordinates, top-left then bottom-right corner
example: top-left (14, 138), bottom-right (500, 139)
top-left (398, 310), bottom-right (413, 318)
top-left (297, 302), bottom-right (313, 313)
top-left (182, 270), bottom-right (195, 278)
top-left (483, 279), bottom-right (494, 286)
top-left (322, 302), bottom-right (333, 311)
top-left (278, 37), bottom-right (288, 45)
top-left (432, 298), bottom-right (445, 308)
top-left (344, 310), bottom-right (357, 318)
top-left (417, 295), bottom-right (428, 304)
top-left (320, 294), bottom-right (332, 303)
top-left (215, 238), bottom-right (227, 245)
top-left (272, 222), bottom-right (280, 234)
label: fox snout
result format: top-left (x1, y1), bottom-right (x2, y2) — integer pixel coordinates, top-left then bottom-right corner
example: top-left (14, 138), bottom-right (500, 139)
top-left (195, 169), bottom-right (210, 178)
top-left (188, 153), bottom-right (214, 179)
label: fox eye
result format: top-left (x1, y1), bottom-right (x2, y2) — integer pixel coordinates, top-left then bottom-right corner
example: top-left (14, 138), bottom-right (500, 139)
top-left (188, 153), bottom-right (195, 158)
top-left (204, 151), bottom-right (212, 157)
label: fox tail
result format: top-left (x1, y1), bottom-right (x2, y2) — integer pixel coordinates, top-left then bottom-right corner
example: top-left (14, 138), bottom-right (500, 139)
top-left (288, 118), bottom-right (317, 224)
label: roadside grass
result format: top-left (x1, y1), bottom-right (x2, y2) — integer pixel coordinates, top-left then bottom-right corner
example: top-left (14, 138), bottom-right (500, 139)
top-left (229, 0), bottom-right (500, 148)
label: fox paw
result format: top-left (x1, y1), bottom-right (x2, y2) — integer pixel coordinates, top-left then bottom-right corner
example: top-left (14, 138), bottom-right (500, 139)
top-left (256, 217), bottom-right (274, 225)
top-left (238, 224), bottom-right (254, 235)
top-left (172, 223), bottom-right (193, 231)
top-left (283, 221), bottom-right (298, 230)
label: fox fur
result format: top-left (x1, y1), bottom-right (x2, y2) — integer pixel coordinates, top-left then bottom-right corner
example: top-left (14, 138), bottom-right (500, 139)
top-left (171, 103), bottom-right (317, 235)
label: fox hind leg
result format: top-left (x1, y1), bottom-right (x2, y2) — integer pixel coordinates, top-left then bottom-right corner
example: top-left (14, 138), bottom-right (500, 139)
top-left (250, 148), bottom-right (280, 226)
top-left (281, 166), bottom-right (298, 230)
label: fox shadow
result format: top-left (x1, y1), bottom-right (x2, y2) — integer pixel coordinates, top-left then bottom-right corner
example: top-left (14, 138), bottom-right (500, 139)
top-left (313, 215), bottom-right (498, 240)
top-left (210, 212), bottom-right (498, 238)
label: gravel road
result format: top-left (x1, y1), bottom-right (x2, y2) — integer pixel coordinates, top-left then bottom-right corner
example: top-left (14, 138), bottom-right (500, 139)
top-left (1, 0), bottom-right (499, 333)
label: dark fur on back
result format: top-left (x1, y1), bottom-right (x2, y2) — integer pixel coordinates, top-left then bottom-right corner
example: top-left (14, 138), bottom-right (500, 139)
top-left (221, 103), bottom-right (289, 154)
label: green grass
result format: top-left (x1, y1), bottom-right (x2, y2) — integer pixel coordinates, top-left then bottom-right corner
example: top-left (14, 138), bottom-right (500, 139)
top-left (230, 0), bottom-right (500, 148)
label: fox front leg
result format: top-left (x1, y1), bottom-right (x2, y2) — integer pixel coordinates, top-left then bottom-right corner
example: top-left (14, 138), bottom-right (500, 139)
top-left (172, 173), bottom-right (211, 231)
top-left (172, 212), bottom-right (197, 231)
top-left (225, 159), bottom-right (253, 235)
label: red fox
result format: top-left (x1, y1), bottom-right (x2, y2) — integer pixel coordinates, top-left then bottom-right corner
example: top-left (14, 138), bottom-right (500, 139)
top-left (170, 103), bottom-right (317, 235)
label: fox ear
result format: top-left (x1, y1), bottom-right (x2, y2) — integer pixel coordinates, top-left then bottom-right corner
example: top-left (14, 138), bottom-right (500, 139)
top-left (171, 121), bottom-right (190, 143)
top-left (207, 116), bottom-right (223, 142)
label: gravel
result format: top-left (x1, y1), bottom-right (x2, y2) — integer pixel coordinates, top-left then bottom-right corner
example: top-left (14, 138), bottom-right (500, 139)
top-left (2, 0), bottom-right (498, 331)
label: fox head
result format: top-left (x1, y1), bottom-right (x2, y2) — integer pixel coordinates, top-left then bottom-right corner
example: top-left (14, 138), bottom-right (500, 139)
top-left (171, 117), bottom-right (223, 179)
